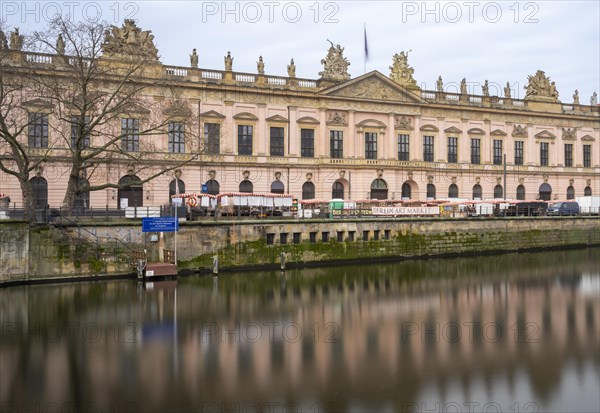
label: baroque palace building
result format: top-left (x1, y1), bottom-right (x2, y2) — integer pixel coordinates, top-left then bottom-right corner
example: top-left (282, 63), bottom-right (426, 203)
top-left (0, 20), bottom-right (599, 209)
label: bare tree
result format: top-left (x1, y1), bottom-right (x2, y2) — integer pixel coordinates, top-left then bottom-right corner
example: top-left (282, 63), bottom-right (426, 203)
top-left (1, 18), bottom-right (200, 218)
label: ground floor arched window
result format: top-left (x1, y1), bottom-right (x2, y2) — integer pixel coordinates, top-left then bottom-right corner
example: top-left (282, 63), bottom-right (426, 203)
top-left (206, 179), bottom-right (220, 195)
top-left (118, 175), bottom-right (143, 209)
top-left (472, 184), bottom-right (482, 200)
top-left (169, 179), bottom-right (185, 200)
top-left (584, 186), bottom-right (592, 196)
top-left (426, 184), bottom-right (436, 199)
top-left (332, 181), bottom-right (344, 199)
top-left (539, 183), bottom-right (552, 201)
top-left (370, 179), bottom-right (388, 200)
top-left (239, 180), bottom-right (253, 193)
top-left (30, 176), bottom-right (48, 209)
top-left (271, 181), bottom-right (285, 194)
top-left (302, 181), bottom-right (315, 200)
top-left (516, 185), bottom-right (526, 200)
top-left (401, 182), bottom-right (411, 199)
top-left (448, 184), bottom-right (458, 198)
top-left (494, 184), bottom-right (503, 199)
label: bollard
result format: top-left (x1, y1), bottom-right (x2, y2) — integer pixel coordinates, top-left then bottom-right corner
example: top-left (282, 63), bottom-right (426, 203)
top-left (212, 255), bottom-right (219, 275)
top-left (279, 252), bottom-right (286, 271)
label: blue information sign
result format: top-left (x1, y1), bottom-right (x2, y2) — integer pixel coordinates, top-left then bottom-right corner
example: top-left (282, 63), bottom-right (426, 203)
top-left (142, 217), bottom-right (179, 232)
top-left (201, 184), bottom-right (208, 193)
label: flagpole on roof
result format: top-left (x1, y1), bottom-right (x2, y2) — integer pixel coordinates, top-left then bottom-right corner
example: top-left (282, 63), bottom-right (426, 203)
top-left (363, 22), bottom-right (368, 74)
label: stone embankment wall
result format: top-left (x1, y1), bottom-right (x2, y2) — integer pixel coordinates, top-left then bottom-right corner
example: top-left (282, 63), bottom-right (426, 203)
top-left (1, 217), bottom-right (599, 284)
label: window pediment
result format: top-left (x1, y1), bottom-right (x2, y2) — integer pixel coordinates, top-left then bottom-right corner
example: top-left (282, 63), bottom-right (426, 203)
top-left (444, 126), bottom-right (462, 134)
top-left (534, 130), bottom-right (556, 140)
top-left (581, 134), bottom-right (595, 141)
top-left (297, 116), bottom-right (319, 124)
top-left (163, 101), bottom-right (192, 118)
top-left (233, 112), bottom-right (258, 120)
top-left (420, 124), bottom-right (439, 132)
top-left (490, 129), bottom-right (507, 136)
top-left (200, 110), bottom-right (225, 119)
top-left (22, 98), bottom-right (53, 112)
top-left (467, 128), bottom-right (485, 135)
top-left (266, 114), bottom-right (288, 123)
top-left (356, 119), bottom-right (387, 129)
top-left (120, 102), bottom-right (150, 116)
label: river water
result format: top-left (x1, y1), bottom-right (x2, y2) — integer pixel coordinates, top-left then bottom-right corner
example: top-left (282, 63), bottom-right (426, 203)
top-left (1, 248), bottom-right (599, 413)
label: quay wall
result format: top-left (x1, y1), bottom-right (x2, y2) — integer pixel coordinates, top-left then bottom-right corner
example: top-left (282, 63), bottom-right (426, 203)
top-left (2, 217), bottom-right (599, 284)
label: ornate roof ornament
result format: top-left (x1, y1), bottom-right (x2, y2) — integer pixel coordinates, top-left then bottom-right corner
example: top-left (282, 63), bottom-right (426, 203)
top-left (287, 59), bottom-right (296, 77)
top-left (319, 40), bottom-right (350, 81)
top-left (327, 111), bottom-right (347, 126)
top-left (389, 51), bottom-right (419, 90)
top-left (524, 70), bottom-right (559, 102)
top-left (224, 51), bottom-right (233, 70)
top-left (102, 20), bottom-right (159, 61)
top-left (591, 92), bottom-right (598, 106)
top-left (572, 90), bottom-right (579, 105)
top-left (190, 49), bottom-right (198, 68)
top-left (9, 28), bottom-right (23, 51)
top-left (257, 56), bottom-right (265, 74)
top-left (482, 80), bottom-right (490, 96)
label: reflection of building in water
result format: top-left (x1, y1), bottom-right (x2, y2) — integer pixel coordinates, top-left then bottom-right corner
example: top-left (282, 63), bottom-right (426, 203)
top-left (1, 250), bottom-right (599, 410)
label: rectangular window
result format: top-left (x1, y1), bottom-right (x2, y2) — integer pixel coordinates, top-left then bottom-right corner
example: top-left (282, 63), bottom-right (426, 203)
top-left (330, 130), bottom-right (343, 158)
top-left (204, 123), bottom-right (220, 155)
top-left (447, 137), bottom-right (458, 163)
top-left (266, 233), bottom-right (274, 245)
top-left (398, 134), bottom-right (409, 161)
top-left (336, 231), bottom-right (344, 242)
top-left (238, 125), bottom-right (253, 155)
top-left (280, 233), bottom-right (288, 245)
top-left (321, 232), bottom-right (329, 242)
top-left (373, 230), bottom-right (380, 241)
top-left (300, 129), bottom-right (314, 158)
top-left (365, 132), bottom-right (377, 159)
top-left (423, 136), bottom-right (434, 162)
top-left (293, 233), bottom-right (301, 244)
top-left (583, 145), bottom-right (591, 168)
top-left (121, 118), bottom-right (139, 152)
top-left (168, 122), bottom-right (185, 153)
top-left (309, 232), bottom-right (317, 243)
top-left (70, 116), bottom-right (90, 149)
top-left (471, 138), bottom-right (480, 164)
top-left (540, 142), bottom-right (549, 166)
top-left (493, 140), bottom-right (503, 165)
top-left (514, 141), bottom-right (524, 165)
top-left (28, 113), bottom-right (48, 148)
top-left (362, 230), bottom-right (369, 241)
top-left (270, 126), bottom-right (284, 157)
top-left (348, 231), bottom-right (355, 242)
top-left (564, 144), bottom-right (573, 167)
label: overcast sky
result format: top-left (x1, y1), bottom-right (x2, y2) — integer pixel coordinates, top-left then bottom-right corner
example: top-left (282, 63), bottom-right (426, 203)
top-left (3, 0), bottom-right (599, 102)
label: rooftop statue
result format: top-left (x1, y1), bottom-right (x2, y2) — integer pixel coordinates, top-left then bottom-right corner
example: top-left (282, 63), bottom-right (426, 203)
top-left (592, 92), bottom-right (598, 106)
top-left (257, 56), bottom-right (264, 74)
top-left (482, 80), bottom-right (489, 96)
top-left (436, 76), bottom-right (444, 92)
top-left (224, 51), bottom-right (233, 70)
top-left (102, 19), bottom-right (159, 61)
top-left (56, 34), bottom-right (65, 54)
top-left (190, 48), bottom-right (198, 68)
top-left (319, 39), bottom-right (350, 81)
top-left (524, 70), bottom-right (560, 102)
top-left (9, 28), bottom-right (23, 51)
top-left (389, 50), bottom-right (419, 90)
top-left (504, 82), bottom-right (511, 98)
top-left (460, 78), bottom-right (468, 95)
top-left (287, 58), bottom-right (296, 77)
top-left (573, 90), bottom-right (579, 105)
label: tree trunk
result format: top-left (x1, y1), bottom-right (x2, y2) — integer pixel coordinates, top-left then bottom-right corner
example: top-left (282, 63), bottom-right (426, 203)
top-left (19, 177), bottom-right (35, 222)
top-left (62, 164), bottom-right (82, 216)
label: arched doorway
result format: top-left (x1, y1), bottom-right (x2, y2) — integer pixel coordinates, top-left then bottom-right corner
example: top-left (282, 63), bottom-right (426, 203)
top-left (448, 184), bottom-right (459, 198)
top-left (271, 180), bottom-right (285, 194)
top-left (584, 186), bottom-right (592, 196)
top-left (30, 176), bottom-right (48, 209)
top-left (206, 179), bottom-right (220, 195)
top-left (370, 179), bottom-right (388, 200)
top-left (539, 183), bottom-right (552, 201)
top-left (74, 178), bottom-right (90, 210)
top-left (516, 185), bottom-right (526, 200)
top-left (118, 175), bottom-right (143, 209)
top-left (302, 182), bottom-right (315, 200)
top-left (566, 186), bottom-right (575, 200)
top-left (332, 181), bottom-right (344, 199)
top-left (426, 184), bottom-right (436, 200)
top-left (239, 180), bottom-right (253, 193)
top-left (494, 184), bottom-right (503, 199)
top-left (472, 184), bottom-right (482, 200)
top-left (401, 182), bottom-right (411, 200)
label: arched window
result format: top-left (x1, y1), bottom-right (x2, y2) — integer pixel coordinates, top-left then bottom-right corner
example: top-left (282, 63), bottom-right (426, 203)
top-left (516, 185), bottom-right (526, 200)
top-left (401, 182), bottom-right (411, 199)
top-left (74, 178), bottom-right (90, 210)
top-left (370, 179), bottom-right (388, 200)
top-left (448, 184), bottom-right (459, 198)
top-left (302, 182), bottom-right (315, 200)
top-left (30, 176), bottom-right (48, 209)
top-left (118, 175), bottom-right (143, 209)
top-left (539, 183), bottom-right (552, 201)
top-left (332, 181), bottom-right (344, 199)
top-left (494, 184), bottom-right (503, 199)
top-left (239, 180), bottom-right (253, 193)
top-left (566, 186), bottom-right (575, 200)
top-left (206, 179), bottom-right (220, 195)
top-left (271, 181), bottom-right (285, 194)
top-left (472, 184), bottom-right (482, 200)
top-left (584, 186), bottom-right (592, 196)
top-left (426, 184), bottom-right (436, 199)
top-left (169, 179), bottom-right (185, 200)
